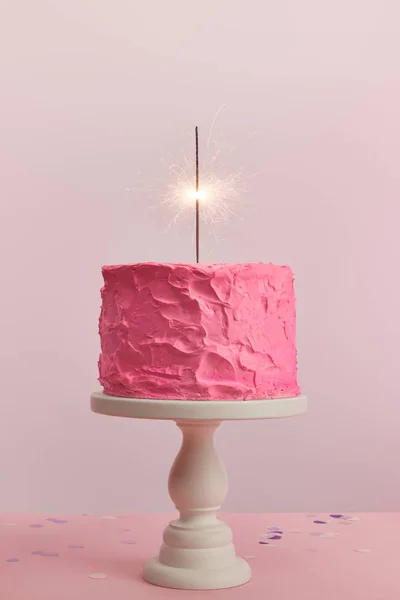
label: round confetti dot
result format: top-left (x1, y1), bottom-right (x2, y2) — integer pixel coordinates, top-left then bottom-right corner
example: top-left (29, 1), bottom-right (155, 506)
top-left (313, 520), bottom-right (327, 524)
top-left (329, 514), bottom-right (344, 519)
top-left (354, 548), bottom-right (372, 553)
top-left (89, 572), bottom-right (107, 579)
top-left (266, 534), bottom-right (282, 540)
top-left (6, 558), bottom-right (20, 562)
top-left (259, 541), bottom-right (269, 545)
top-left (120, 540), bottom-right (136, 545)
top-left (68, 544), bottom-right (85, 549)
top-left (41, 552), bottom-right (59, 557)
top-left (30, 524), bottom-right (44, 528)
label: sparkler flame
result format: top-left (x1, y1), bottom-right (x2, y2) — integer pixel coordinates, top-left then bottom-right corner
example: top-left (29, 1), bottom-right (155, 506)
top-left (162, 156), bottom-right (245, 228)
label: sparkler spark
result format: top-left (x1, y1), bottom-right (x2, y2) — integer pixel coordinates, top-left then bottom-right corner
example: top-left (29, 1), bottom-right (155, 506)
top-left (162, 156), bottom-right (245, 230)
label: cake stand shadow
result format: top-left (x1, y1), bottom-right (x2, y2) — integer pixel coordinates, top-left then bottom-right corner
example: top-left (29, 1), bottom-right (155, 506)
top-left (90, 391), bottom-right (307, 591)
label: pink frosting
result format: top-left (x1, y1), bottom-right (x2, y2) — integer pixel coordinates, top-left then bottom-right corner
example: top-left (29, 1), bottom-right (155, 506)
top-left (98, 263), bottom-right (300, 400)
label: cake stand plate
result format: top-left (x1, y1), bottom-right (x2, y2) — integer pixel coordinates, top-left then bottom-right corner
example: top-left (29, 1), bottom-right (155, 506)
top-left (91, 392), bottom-right (307, 590)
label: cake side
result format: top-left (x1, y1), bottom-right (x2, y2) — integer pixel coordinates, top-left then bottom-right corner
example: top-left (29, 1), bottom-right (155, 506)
top-left (98, 262), bottom-right (300, 400)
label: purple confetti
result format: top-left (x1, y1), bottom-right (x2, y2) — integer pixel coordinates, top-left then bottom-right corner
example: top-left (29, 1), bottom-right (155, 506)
top-left (6, 558), bottom-right (20, 562)
top-left (120, 540), bottom-right (136, 545)
top-left (259, 541), bottom-right (269, 545)
top-left (30, 524), bottom-right (44, 528)
top-left (47, 518), bottom-right (68, 524)
top-left (313, 520), bottom-right (327, 524)
top-left (267, 534), bottom-right (282, 540)
top-left (329, 514), bottom-right (344, 519)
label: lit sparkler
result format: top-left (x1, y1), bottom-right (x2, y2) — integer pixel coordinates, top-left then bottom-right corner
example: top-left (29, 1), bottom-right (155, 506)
top-left (162, 131), bottom-right (245, 260)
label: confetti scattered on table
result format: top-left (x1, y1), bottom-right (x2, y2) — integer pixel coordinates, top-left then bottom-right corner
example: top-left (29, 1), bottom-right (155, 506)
top-left (329, 514), bottom-right (344, 519)
top-left (0, 514), bottom-right (395, 599)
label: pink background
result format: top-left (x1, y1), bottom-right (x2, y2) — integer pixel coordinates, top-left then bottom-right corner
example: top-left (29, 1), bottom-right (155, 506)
top-left (0, 0), bottom-right (399, 513)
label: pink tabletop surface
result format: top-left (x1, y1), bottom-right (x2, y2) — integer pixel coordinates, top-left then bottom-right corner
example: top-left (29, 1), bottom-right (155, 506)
top-left (0, 513), bottom-right (398, 599)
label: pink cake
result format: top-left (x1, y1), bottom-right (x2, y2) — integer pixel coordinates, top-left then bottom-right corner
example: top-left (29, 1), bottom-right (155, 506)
top-left (98, 262), bottom-right (300, 400)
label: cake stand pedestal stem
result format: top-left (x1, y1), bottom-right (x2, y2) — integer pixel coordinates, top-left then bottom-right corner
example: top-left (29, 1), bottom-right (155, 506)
top-left (143, 420), bottom-right (250, 589)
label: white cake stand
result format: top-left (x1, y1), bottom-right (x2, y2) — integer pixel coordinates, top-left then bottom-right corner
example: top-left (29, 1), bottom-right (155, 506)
top-left (90, 391), bottom-right (307, 590)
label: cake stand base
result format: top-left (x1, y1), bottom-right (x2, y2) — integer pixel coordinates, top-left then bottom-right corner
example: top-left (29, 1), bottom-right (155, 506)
top-left (91, 392), bottom-right (307, 590)
top-left (144, 556), bottom-right (251, 590)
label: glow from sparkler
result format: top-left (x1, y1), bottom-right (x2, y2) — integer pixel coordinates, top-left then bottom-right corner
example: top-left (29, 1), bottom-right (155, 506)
top-left (162, 156), bottom-right (245, 229)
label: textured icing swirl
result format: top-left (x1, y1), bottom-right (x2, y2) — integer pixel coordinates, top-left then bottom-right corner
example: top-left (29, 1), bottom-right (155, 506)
top-left (98, 262), bottom-right (300, 400)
